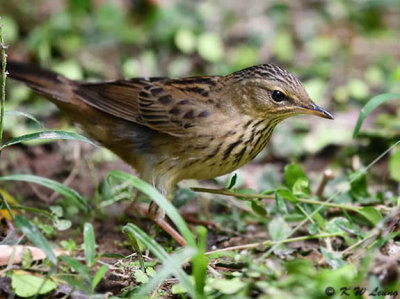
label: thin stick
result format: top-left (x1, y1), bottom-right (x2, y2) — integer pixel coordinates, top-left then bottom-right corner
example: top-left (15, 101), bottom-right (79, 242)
top-left (192, 187), bottom-right (378, 212)
top-left (205, 232), bottom-right (343, 255)
top-left (0, 21), bottom-right (7, 160)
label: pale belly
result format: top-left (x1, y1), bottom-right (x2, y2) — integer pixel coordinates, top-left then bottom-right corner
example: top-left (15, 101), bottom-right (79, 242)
top-left (153, 118), bottom-right (279, 183)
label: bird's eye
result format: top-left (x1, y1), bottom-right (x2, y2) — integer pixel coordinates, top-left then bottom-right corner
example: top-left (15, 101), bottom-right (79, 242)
top-left (272, 90), bottom-right (286, 102)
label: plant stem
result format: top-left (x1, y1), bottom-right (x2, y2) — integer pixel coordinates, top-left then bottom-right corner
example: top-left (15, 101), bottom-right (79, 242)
top-left (0, 22), bottom-right (7, 160)
top-left (205, 232), bottom-right (343, 255)
top-left (9, 204), bottom-right (55, 220)
top-left (192, 187), bottom-right (359, 212)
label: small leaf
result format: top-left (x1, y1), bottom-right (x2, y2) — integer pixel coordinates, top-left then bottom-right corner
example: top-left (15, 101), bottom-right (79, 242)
top-left (292, 177), bottom-right (311, 196)
top-left (320, 247), bottom-right (346, 269)
top-left (251, 200), bottom-right (267, 217)
top-left (53, 219), bottom-right (72, 231)
top-left (208, 277), bottom-right (245, 294)
top-left (49, 206), bottom-right (63, 218)
top-left (226, 173), bottom-right (237, 189)
top-left (134, 269), bottom-right (149, 284)
top-left (353, 93), bottom-right (400, 138)
top-left (14, 215), bottom-right (57, 265)
top-left (277, 189), bottom-right (298, 204)
top-left (91, 265), bottom-right (108, 292)
top-left (268, 217), bottom-right (291, 241)
top-left (312, 212), bottom-right (326, 230)
top-left (11, 273), bottom-right (57, 297)
top-left (172, 283), bottom-right (187, 294)
top-left (83, 223), bottom-right (96, 267)
top-left (284, 163), bottom-right (308, 191)
top-left (349, 171), bottom-right (370, 199)
top-left (357, 207), bottom-right (382, 225)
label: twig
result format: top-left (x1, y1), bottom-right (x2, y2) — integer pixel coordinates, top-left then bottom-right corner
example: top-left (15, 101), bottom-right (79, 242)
top-left (0, 20), bottom-right (7, 161)
top-left (205, 232), bottom-right (343, 255)
top-left (192, 187), bottom-right (385, 213)
top-left (316, 169), bottom-right (334, 199)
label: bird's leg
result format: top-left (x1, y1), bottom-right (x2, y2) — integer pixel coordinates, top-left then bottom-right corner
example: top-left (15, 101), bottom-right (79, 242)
top-left (147, 201), bottom-right (187, 246)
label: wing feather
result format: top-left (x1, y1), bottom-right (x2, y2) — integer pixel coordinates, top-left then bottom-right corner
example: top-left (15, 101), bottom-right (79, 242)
top-left (74, 77), bottom-right (217, 137)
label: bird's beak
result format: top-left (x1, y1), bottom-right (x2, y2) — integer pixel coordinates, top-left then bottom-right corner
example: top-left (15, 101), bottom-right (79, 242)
top-left (299, 102), bottom-right (334, 119)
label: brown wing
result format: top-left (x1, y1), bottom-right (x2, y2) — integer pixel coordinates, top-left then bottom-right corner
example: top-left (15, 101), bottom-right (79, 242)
top-left (74, 77), bottom-right (218, 137)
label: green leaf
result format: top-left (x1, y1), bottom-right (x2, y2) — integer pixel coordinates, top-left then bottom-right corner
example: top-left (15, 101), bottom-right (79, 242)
top-left (53, 219), bottom-right (72, 231)
top-left (349, 171), bottom-right (369, 199)
top-left (292, 177), bottom-right (311, 196)
top-left (251, 199), bottom-right (267, 217)
top-left (320, 247), bottom-right (346, 269)
top-left (91, 265), bottom-right (108, 292)
top-left (353, 93), bottom-right (400, 138)
top-left (277, 189), bottom-right (298, 204)
top-left (312, 212), bottom-right (326, 230)
top-left (226, 173), bottom-right (237, 189)
top-left (134, 269), bottom-right (149, 284)
top-left (192, 226), bottom-right (208, 297)
top-left (268, 217), bottom-right (291, 241)
top-left (284, 163), bottom-right (308, 191)
top-left (208, 277), bottom-right (245, 294)
top-left (11, 273), bottom-right (57, 297)
top-left (0, 174), bottom-right (89, 212)
top-left (389, 150), bottom-right (400, 182)
top-left (109, 171), bottom-right (195, 246)
top-left (357, 207), bottom-right (382, 225)
top-left (0, 130), bottom-right (96, 150)
top-left (172, 283), bottom-right (187, 294)
top-left (83, 223), bottom-right (96, 267)
top-left (14, 215), bottom-right (57, 265)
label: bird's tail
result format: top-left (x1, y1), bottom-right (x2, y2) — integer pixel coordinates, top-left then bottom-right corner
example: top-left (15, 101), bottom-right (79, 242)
top-left (3, 61), bottom-right (73, 103)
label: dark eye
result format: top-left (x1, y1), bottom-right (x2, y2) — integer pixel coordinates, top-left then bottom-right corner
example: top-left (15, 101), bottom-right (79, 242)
top-left (272, 90), bottom-right (286, 102)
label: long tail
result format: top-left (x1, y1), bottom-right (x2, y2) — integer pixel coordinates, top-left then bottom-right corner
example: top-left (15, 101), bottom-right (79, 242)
top-left (4, 61), bottom-right (74, 103)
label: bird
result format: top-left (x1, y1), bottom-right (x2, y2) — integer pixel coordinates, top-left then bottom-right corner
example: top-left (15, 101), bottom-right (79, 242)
top-left (4, 61), bottom-right (333, 245)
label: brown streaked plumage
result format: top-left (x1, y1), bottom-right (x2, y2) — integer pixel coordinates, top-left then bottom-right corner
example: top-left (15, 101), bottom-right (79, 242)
top-left (5, 61), bottom-right (333, 244)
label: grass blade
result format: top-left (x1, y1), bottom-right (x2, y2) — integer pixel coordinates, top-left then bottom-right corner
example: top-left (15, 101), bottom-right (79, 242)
top-left (353, 93), bottom-right (400, 138)
top-left (192, 226), bottom-right (208, 297)
top-left (60, 256), bottom-right (91, 283)
top-left (0, 130), bottom-right (96, 150)
top-left (83, 223), bottom-right (96, 267)
top-left (5, 110), bottom-right (44, 128)
top-left (110, 171), bottom-right (195, 246)
top-left (0, 174), bottom-right (89, 212)
top-left (14, 215), bottom-right (57, 265)
top-left (91, 264), bottom-right (108, 292)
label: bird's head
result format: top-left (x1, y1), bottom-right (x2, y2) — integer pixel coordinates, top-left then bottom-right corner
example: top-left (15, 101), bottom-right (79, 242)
top-left (227, 64), bottom-right (333, 121)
